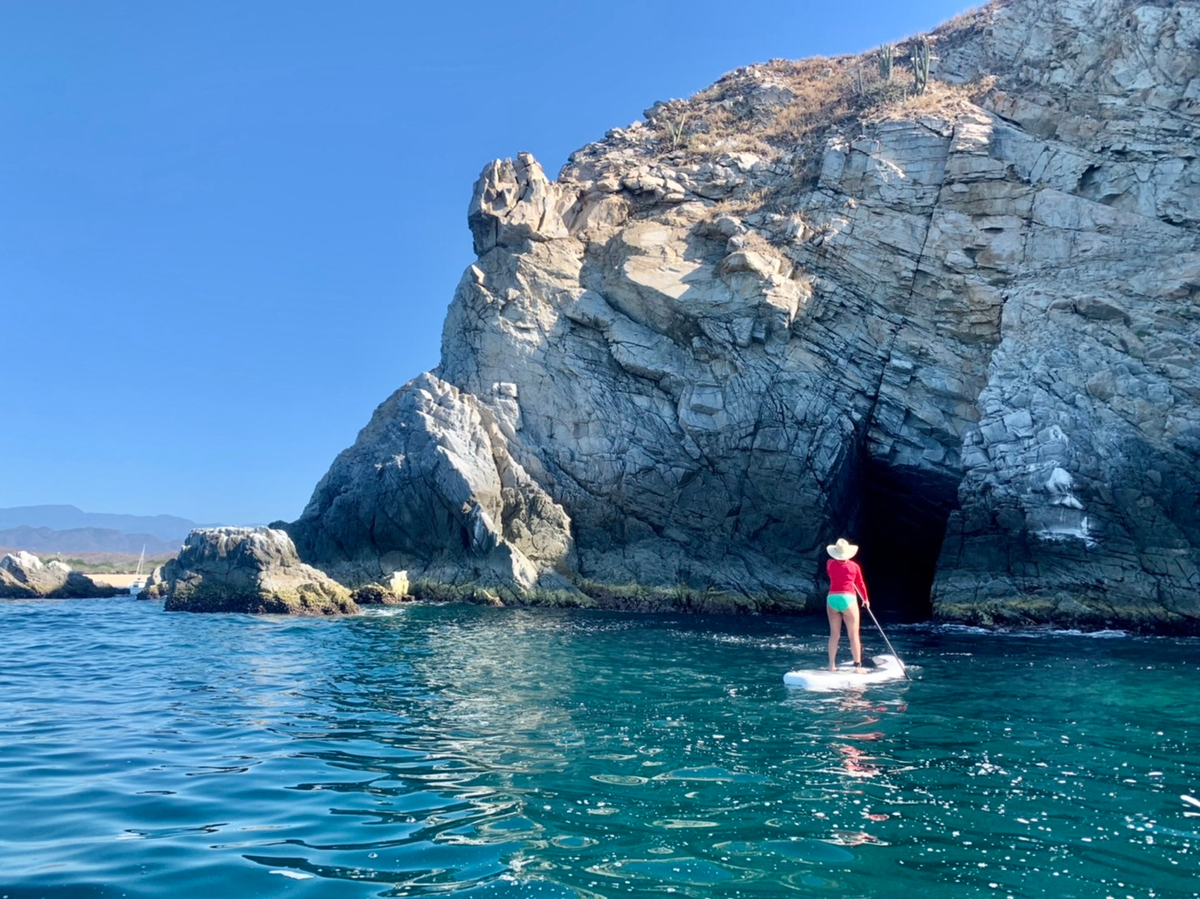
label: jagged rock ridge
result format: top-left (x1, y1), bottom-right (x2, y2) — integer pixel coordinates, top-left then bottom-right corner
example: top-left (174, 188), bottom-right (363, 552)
top-left (284, 0), bottom-right (1199, 631)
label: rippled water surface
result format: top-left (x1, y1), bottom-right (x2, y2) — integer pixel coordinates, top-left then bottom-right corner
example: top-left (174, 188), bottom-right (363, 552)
top-left (1, 598), bottom-right (1197, 898)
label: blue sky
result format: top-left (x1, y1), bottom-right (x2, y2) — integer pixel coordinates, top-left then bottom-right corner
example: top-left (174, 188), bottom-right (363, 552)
top-left (1, 0), bottom-right (975, 525)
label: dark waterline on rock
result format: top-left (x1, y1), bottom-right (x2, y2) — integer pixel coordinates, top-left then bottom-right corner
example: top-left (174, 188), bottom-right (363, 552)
top-left (1, 598), bottom-right (1197, 897)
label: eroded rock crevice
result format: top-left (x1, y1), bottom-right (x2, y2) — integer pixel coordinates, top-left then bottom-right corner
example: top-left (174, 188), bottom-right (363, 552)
top-left (859, 461), bottom-right (961, 622)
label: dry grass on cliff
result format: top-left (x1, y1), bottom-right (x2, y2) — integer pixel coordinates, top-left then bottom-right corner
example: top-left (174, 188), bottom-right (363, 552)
top-left (647, 27), bottom-right (988, 182)
top-left (764, 57), bottom-right (864, 146)
top-left (865, 76), bottom-right (992, 125)
top-left (660, 55), bottom-right (866, 164)
top-left (673, 104), bottom-right (773, 158)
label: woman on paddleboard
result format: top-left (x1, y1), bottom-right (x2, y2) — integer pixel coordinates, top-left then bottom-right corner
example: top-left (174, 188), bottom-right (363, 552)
top-left (825, 538), bottom-right (870, 672)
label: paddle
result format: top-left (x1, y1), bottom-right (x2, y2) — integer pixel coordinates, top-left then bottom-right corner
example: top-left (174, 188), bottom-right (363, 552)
top-left (857, 588), bottom-right (911, 680)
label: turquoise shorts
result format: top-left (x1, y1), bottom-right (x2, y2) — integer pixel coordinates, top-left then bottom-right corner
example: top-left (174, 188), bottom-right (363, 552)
top-left (827, 592), bottom-right (856, 613)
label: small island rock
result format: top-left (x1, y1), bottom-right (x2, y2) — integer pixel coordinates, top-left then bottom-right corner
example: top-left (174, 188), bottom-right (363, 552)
top-left (160, 527), bottom-right (357, 615)
top-left (0, 551), bottom-right (122, 598)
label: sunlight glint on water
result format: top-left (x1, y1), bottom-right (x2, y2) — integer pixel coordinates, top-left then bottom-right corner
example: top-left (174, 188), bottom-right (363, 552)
top-left (0, 599), bottom-right (1196, 898)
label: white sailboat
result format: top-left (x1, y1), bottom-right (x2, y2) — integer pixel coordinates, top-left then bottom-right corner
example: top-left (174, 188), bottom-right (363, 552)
top-left (128, 546), bottom-right (146, 596)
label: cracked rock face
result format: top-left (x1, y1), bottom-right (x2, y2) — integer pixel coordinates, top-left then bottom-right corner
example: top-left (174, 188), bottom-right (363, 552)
top-left (288, 373), bottom-right (577, 599)
top-left (289, 0), bottom-right (1199, 630)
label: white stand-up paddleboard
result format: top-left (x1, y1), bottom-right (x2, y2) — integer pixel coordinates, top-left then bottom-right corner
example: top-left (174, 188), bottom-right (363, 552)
top-left (784, 654), bottom-right (906, 691)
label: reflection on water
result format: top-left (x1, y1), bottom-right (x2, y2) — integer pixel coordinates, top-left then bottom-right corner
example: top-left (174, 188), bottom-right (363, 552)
top-left (0, 599), bottom-right (1196, 898)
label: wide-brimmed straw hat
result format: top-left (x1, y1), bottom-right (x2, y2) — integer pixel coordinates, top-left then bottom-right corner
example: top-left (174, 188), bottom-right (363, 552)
top-left (826, 538), bottom-right (859, 560)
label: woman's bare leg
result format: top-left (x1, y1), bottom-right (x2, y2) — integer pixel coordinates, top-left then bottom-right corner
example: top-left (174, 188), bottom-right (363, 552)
top-left (827, 604), bottom-right (843, 670)
top-left (845, 603), bottom-right (864, 670)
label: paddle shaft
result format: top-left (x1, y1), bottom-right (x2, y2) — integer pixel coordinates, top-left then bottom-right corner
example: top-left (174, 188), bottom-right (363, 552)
top-left (855, 588), bottom-right (911, 680)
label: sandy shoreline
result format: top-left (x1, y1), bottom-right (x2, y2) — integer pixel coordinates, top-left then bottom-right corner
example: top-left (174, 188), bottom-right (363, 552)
top-left (88, 574), bottom-right (144, 589)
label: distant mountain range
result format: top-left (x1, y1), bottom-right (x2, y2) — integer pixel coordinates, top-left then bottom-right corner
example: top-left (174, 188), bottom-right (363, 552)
top-left (0, 505), bottom-right (204, 542)
top-left (0, 505), bottom-right (213, 555)
top-left (0, 526), bottom-right (180, 555)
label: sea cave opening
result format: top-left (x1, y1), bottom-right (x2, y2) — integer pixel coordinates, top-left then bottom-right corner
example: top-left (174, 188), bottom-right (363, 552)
top-left (857, 460), bottom-right (960, 623)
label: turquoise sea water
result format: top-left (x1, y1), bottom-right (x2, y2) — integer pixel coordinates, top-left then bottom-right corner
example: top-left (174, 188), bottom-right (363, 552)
top-left (1, 598), bottom-right (1197, 898)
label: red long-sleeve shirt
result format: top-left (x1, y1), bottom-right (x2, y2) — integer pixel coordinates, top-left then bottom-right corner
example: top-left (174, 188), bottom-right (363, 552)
top-left (826, 558), bottom-right (870, 604)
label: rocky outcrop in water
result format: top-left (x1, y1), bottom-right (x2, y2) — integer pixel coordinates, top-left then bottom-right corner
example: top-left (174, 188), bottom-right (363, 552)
top-left (160, 528), bottom-right (356, 615)
top-left (283, 0), bottom-right (1199, 631)
top-left (0, 551), bottom-right (122, 599)
top-left (351, 571), bottom-right (412, 606)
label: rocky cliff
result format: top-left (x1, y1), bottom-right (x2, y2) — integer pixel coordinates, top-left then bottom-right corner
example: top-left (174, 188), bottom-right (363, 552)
top-left (286, 0), bottom-right (1199, 631)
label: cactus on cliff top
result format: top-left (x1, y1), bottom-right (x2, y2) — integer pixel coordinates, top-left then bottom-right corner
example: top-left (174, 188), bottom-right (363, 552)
top-left (912, 36), bottom-right (931, 95)
top-left (878, 43), bottom-right (894, 81)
